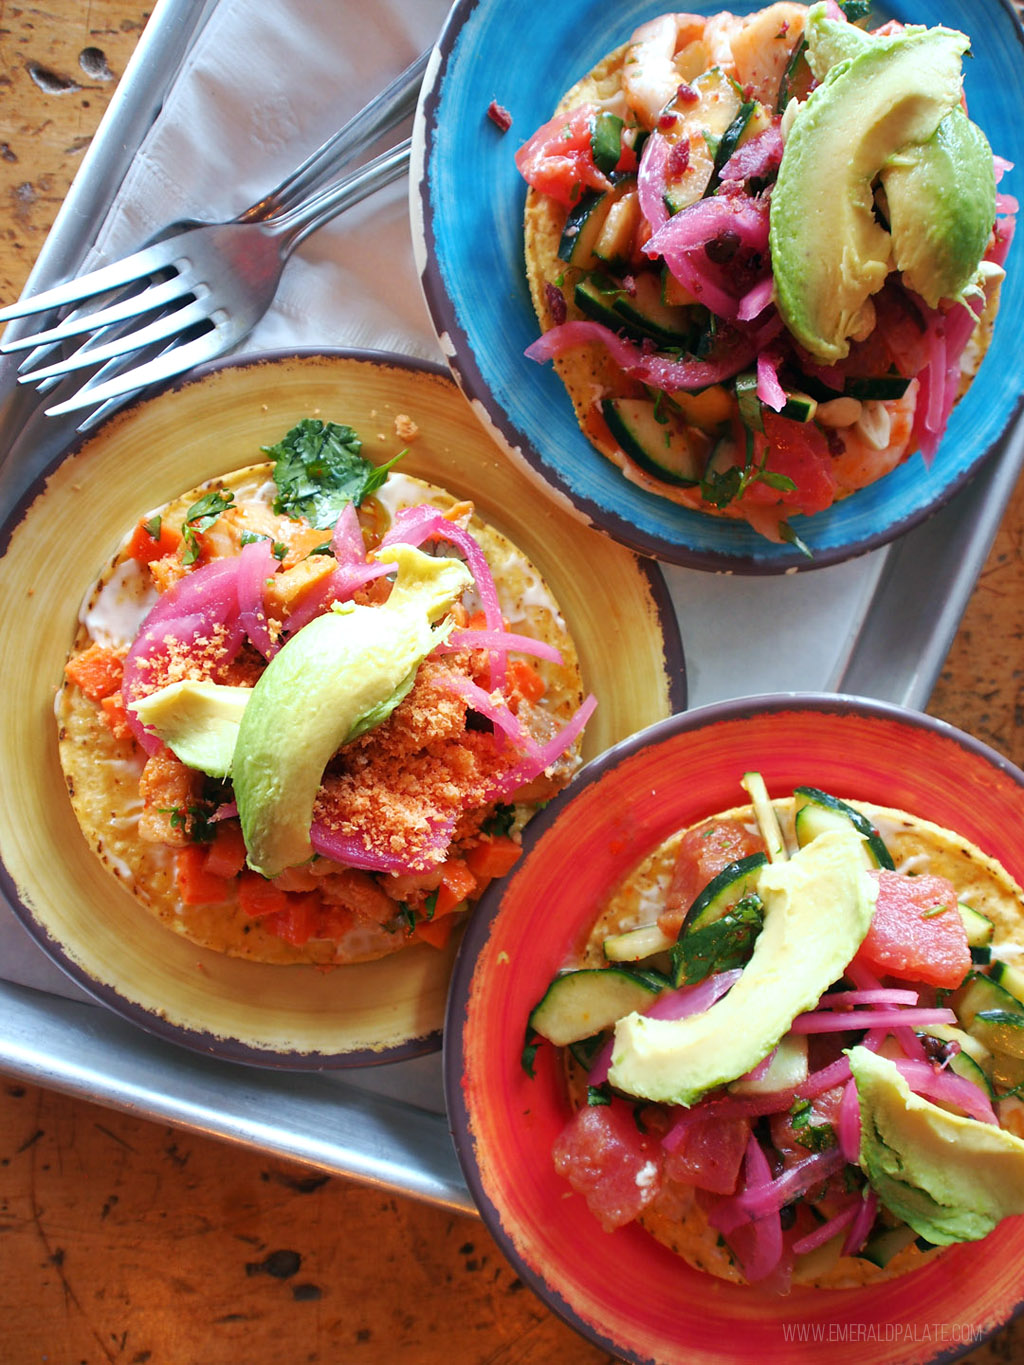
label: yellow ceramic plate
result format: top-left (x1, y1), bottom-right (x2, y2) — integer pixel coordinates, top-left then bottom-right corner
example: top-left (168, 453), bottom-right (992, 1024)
top-left (0, 349), bottom-right (685, 1068)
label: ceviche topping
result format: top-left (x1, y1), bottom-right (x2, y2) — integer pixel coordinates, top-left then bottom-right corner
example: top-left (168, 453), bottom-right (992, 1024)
top-left (525, 778), bottom-right (1024, 1289)
top-left (516, 2), bottom-right (1017, 543)
top-left (64, 418), bottom-right (595, 955)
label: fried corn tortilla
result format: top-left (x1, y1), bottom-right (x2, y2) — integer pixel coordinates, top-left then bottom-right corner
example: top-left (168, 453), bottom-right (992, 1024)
top-left (58, 464), bottom-right (585, 967)
top-left (563, 797), bottom-right (1024, 1289)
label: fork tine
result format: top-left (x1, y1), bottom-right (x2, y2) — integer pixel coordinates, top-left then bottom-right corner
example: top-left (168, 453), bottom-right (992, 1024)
top-left (43, 329), bottom-right (223, 416)
top-left (17, 296), bottom-right (214, 384)
top-left (0, 236), bottom-right (190, 324)
top-left (1, 273), bottom-right (191, 354)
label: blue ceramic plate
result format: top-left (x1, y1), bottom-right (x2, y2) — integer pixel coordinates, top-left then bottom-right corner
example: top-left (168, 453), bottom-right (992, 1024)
top-left (414, 0), bottom-right (1024, 572)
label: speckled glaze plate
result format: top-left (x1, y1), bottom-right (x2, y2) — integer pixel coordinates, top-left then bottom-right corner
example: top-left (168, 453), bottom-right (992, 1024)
top-left (446, 695), bottom-right (1024, 1364)
top-left (413, 0), bottom-right (1024, 572)
top-left (0, 348), bottom-right (685, 1069)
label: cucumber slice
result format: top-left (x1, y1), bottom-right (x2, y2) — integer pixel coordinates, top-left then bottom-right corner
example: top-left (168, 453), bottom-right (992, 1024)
top-left (971, 1010), bottom-right (1024, 1063)
top-left (593, 191), bottom-right (642, 267)
top-left (916, 1024), bottom-right (994, 1098)
top-left (952, 971), bottom-right (1024, 1031)
top-left (660, 66), bottom-right (744, 213)
top-left (779, 390), bottom-right (817, 423)
top-left (989, 957), bottom-right (1024, 1001)
top-left (603, 922), bottom-right (674, 962)
top-left (729, 1034), bottom-right (808, 1095)
top-left (857, 1223), bottom-right (919, 1268)
top-left (683, 853), bottom-right (768, 933)
top-left (528, 966), bottom-right (667, 1045)
top-left (793, 787), bottom-right (894, 870)
top-left (575, 273), bottom-right (694, 347)
top-left (735, 370), bottom-right (764, 433)
top-left (842, 373), bottom-right (911, 401)
top-left (708, 98), bottom-right (757, 191)
top-left (602, 397), bottom-right (710, 487)
top-left (558, 180), bottom-right (635, 268)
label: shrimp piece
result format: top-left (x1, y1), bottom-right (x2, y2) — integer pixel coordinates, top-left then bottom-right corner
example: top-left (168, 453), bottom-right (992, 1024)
top-left (622, 12), bottom-right (709, 128)
top-left (727, 2), bottom-right (808, 106)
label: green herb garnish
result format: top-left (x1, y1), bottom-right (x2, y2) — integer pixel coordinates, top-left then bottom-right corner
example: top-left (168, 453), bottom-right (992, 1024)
top-left (264, 418), bottom-right (401, 528)
top-left (181, 489), bottom-right (235, 565)
top-left (671, 893), bottom-right (765, 985)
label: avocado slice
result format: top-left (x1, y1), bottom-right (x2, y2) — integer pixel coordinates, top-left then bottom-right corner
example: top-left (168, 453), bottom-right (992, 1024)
top-left (130, 679), bottom-right (253, 779)
top-left (232, 542), bottom-right (472, 879)
top-left (880, 106), bottom-right (996, 308)
top-left (771, 9), bottom-right (974, 362)
top-left (607, 829), bottom-right (877, 1105)
top-left (849, 1046), bottom-right (1024, 1244)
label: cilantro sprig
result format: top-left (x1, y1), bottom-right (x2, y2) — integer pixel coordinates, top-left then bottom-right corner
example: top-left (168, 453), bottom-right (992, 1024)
top-left (263, 418), bottom-right (402, 528)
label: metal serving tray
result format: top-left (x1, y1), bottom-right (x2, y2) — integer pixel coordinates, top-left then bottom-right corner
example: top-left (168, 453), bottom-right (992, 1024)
top-left (0, 0), bottom-right (1022, 1215)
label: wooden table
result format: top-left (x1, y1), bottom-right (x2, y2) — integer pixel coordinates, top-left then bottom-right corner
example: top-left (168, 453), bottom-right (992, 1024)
top-left (1, 4), bottom-right (1022, 1362)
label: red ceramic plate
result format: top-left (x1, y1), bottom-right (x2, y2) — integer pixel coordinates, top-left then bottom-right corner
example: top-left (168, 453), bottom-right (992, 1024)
top-left (445, 695), bottom-right (1024, 1365)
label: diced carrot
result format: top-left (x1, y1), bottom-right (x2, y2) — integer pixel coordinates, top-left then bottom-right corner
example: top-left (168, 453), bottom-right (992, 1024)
top-left (237, 869), bottom-right (289, 918)
top-left (64, 642), bottom-right (124, 701)
top-left (321, 868), bottom-right (398, 925)
top-left (433, 859), bottom-right (478, 917)
top-left (203, 821), bottom-right (247, 879)
top-left (127, 516), bottom-right (182, 565)
top-left (507, 658), bottom-right (547, 705)
top-left (263, 892), bottom-right (322, 946)
top-left (464, 835), bottom-right (522, 884)
top-left (175, 843), bottom-right (233, 906)
top-left (414, 915), bottom-right (457, 949)
top-left (99, 691), bottom-right (133, 741)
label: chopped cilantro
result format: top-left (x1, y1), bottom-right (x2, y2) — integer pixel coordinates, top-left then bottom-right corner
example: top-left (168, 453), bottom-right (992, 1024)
top-left (181, 488), bottom-right (234, 565)
top-left (521, 1031), bottom-right (541, 1078)
top-left (587, 1084), bottom-right (612, 1106)
top-left (142, 514), bottom-right (162, 540)
top-left (790, 1095), bottom-right (837, 1152)
top-left (671, 893), bottom-right (764, 985)
top-left (482, 803), bottom-right (517, 838)
top-left (263, 418), bottom-right (401, 528)
top-left (423, 889), bottom-right (439, 921)
top-left (239, 529), bottom-right (288, 560)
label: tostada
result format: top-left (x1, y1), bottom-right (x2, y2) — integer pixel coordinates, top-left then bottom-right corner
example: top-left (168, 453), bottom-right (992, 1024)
top-left (57, 417), bottom-right (593, 966)
top-left (526, 775), bottom-right (1024, 1290)
top-left (517, 2), bottom-right (1017, 545)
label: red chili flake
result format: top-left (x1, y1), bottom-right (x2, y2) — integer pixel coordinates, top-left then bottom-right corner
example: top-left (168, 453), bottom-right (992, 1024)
top-left (676, 82), bottom-right (700, 105)
top-left (486, 100), bottom-right (513, 132)
top-left (666, 139), bottom-right (690, 178)
top-left (544, 281), bottom-right (568, 325)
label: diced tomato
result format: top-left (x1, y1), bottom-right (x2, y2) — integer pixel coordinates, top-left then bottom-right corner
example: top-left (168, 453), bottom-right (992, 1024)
top-left (127, 515), bottom-right (182, 565)
top-left (237, 869), bottom-right (289, 918)
top-left (414, 915), bottom-right (457, 949)
top-left (174, 843), bottom-right (233, 906)
top-left (99, 691), bottom-right (133, 740)
top-left (464, 835), bottom-right (522, 888)
top-left (660, 818), bottom-right (765, 938)
top-left (664, 1116), bottom-right (749, 1195)
top-left (515, 103), bottom-right (616, 209)
top-left (64, 642), bottom-right (124, 701)
top-left (552, 1102), bottom-right (663, 1231)
top-left (741, 413), bottom-right (838, 517)
top-left (203, 821), bottom-right (247, 879)
top-left (853, 869), bottom-right (970, 988)
top-left (433, 859), bottom-right (478, 917)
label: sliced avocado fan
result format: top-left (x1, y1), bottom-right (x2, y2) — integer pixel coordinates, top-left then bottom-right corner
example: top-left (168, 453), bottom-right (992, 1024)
top-left (771, 6), bottom-right (992, 361)
top-left (849, 1046), bottom-right (1024, 1244)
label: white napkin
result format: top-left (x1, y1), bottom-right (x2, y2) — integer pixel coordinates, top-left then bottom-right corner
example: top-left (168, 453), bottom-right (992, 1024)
top-left (88, 0), bottom-right (453, 363)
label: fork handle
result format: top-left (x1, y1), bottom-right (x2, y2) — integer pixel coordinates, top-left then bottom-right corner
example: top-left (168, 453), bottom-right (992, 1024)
top-left (270, 137), bottom-right (413, 251)
top-left (240, 48), bottom-right (428, 222)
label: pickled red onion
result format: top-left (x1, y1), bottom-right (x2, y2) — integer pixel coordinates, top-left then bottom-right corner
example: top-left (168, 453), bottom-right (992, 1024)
top-left (236, 538), bottom-right (278, 658)
top-left (440, 628), bottom-right (563, 664)
top-left (842, 1188), bottom-right (878, 1257)
top-left (789, 1006), bottom-right (956, 1033)
top-left (711, 1146), bottom-right (846, 1232)
top-left (791, 1198), bottom-right (860, 1256)
top-left (310, 814), bottom-right (456, 875)
top-left (526, 319), bottom-right (758, 391)
top-left (723, 1135), bottom-right (785, 1284)
top-left (434, 672), bottom-right (542, 758)
top-left (893, 1059), bottom-right (998, 1125)
top-left (636, 129), bottom-right (670, 234)
top-left (479, 693), bottom-right (598, 802)
top-left (838, 1078), bottom-right (861, 1162)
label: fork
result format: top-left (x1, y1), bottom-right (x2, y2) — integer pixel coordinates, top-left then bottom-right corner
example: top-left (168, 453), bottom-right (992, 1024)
top-left (0, 48), bottom-right (426, 421)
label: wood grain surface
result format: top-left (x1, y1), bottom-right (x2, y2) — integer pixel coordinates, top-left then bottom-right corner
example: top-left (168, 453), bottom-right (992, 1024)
top-left (1, 4), bottom-right (1023, 1363)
